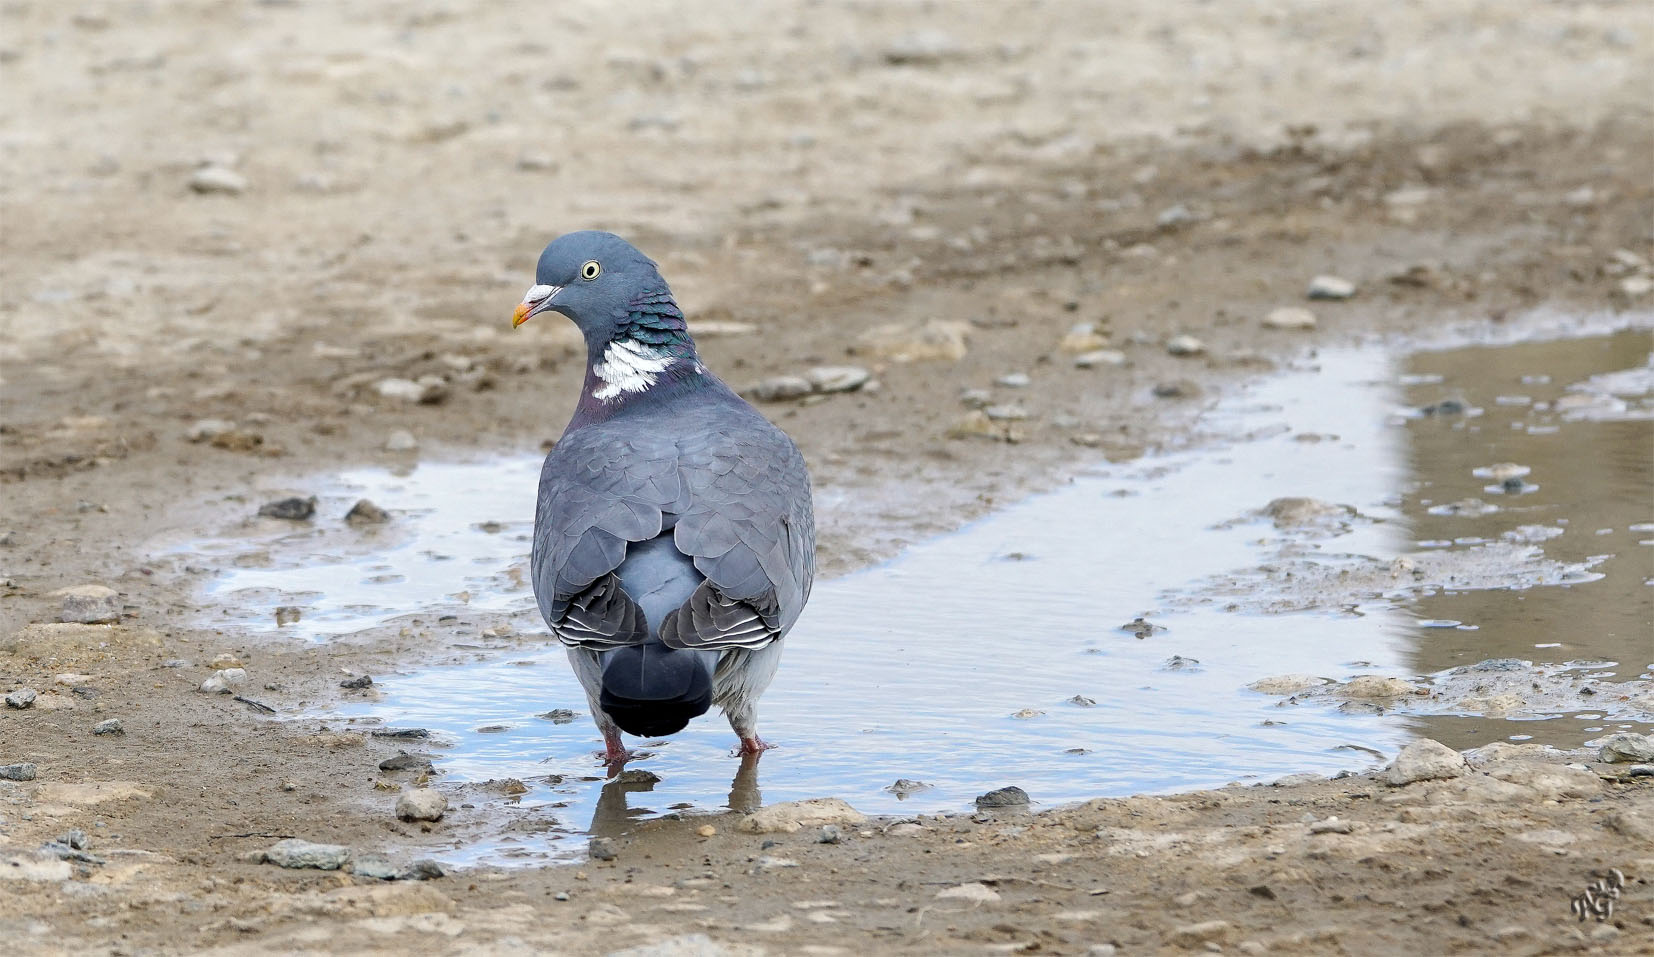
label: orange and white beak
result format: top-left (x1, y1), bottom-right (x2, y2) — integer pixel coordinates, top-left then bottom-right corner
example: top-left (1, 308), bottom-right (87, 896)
top-left (512, 284), bottom-right (562, 327)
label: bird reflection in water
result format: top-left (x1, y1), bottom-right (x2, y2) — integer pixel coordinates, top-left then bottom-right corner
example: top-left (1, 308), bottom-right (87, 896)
top-left (587, 751), bottom-right (763, 840)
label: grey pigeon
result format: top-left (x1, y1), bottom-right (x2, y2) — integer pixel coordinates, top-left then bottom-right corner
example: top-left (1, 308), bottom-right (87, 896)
top-left (513, 231), bottom-right (815, 770)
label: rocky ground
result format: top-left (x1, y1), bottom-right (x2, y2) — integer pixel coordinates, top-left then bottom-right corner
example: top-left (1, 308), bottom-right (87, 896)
top-left (2, 1), bottom-right (1653, 954)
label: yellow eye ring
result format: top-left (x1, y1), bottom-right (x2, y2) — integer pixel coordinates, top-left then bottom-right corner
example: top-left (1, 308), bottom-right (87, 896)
top-left (580, 260), bottom-right (601, 281)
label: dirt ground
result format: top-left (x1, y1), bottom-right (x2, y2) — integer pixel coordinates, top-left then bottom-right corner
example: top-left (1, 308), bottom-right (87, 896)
top-left (2, 1), bottom-right (1652, 954)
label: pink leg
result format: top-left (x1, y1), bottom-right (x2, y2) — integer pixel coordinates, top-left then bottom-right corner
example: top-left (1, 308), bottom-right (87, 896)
top-left (602, 728), bottom-right (632, 777)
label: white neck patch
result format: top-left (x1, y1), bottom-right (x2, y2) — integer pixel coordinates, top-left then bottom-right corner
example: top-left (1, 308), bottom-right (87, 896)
top-left (592, 338), bottom-right (676, 401)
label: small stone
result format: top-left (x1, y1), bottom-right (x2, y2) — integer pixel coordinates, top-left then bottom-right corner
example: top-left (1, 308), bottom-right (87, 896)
top-left (1, 763), bottom-right (38, 781)
top-left (1621, 276), bottom-right (1654, 297)
top-left (1262, 307), bottom-right (1317, 330)
top-left (379, 753), bottom-right (432, 772)
top-left (882, 29), bottom-right (961, 66)
top-left (1386, 738), bottom-right (1466, 785)
top-left (339, 674), bottom-right (373, 690)
top-left (395, 788), bottom-right (447, 822)
top-left (384, 429), bottom-right (418, 452)
top-left (92, 718), bottom-right (123, 736)
top-left (958, 388), bottom-right (993, 409)
top-left (374, 377), bottom-right (448, 404)
top-left (210, 653), bottom-right (242, 669)
top-left (1265, 497), bottom-right (1347, 527)
top-left (886, 779), bottom-right (930, 797)
top-left (198, 668), bottom-right (246, 694)
top-left (1152, 380), bottom-right (1200, 399)
top-left (945, 410), bottom-right (1000, 439)
top-left (1339, 675), bottom-right (1423, 699)
top-left (54, 584), bottom-right (121, 624)
top-left (1156, 203), bottom-right (1196, 228)
top-left (854, 319), bottom-right (970, 363)
top-left (994, 372), bottom-right (1031, 388)
top-left (258, 497), bottom-right (316, 521)
top-left (516, 152), bottom-right (556, 172)
top-left (692, 320), bottom-right (757, 337)
top-left (538, 709), bottom-right (578, 724)
top-left (350, 854), bottom-right (399, 880)
top-left (749, 376), bottom-right (813, 402)
top-left (5, 689), bottom-right (37, 709)
top-left (815, 824), bottom-right (843, 844)
top-left (805, 366), bottom-right (870, 393)
top-left (975, 786), bottom-right (1030, 808)
top-left (588, 836), bottom-right (619, 861)
top-left (1059, 323), bottom-right (1109, 354)
top-left (274, 606), bottom-right (301, 626)
top-left (1074, 349), bottom-right (1126, 368)
top-left (1598, 732), bottom-right (1654, 764)
top-left (1166, 335), bottom-right (1205, 356)
top-left (1009, 708), bottom-right (1044, 719)
top-left (345, 500), bottom-right (389, 525)
top-left (982, 404), bottom-right (1029, 421)
top-left (1067, 695), bottom-right (1097, 707)
top-left (184, 419), bottom-right (237, 442)
top-left (739, 798), bottom-right (866, 834)
top-left (1307, 275), bottom-right (1357, 300)
top-left (189, 165), bottom-right (247, 194)
top-left (937, 882), bottom-right (1000, 902)
top-left (1308, 817), bottom-right (1353, 834)
top-left (263, 839), bottom-right (350, 870)
top-left (696, 824), bottom-right (717, 837)
top-left (398, 859), bottom-right (445, 881)
top-left (886, 822), bottom-right (925, 836)
top-left (1248, 674), bottom-right (1329, 695)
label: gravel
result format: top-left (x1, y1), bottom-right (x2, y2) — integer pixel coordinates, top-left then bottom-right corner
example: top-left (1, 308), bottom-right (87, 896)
top-left (379, 753), bottom-right (433, 772)
top-left (1, 762), bottom-right (38, 781)
top-left (815, 824), bottom-right (843, 844)
top-left (92, 718), bottom-right (124, 736)
top-left (588, 836), bottom-right (619, 861)
top-left (5, 688), bottom-right (37, 709)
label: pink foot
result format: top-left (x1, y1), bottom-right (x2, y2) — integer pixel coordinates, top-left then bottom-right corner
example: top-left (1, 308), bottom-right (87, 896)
top-left (736, 735), bottom-right (775, 756)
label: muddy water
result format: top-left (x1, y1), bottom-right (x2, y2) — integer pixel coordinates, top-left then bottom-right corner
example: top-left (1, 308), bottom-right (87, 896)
top-left (179, 321), bottom-right (1652, 866)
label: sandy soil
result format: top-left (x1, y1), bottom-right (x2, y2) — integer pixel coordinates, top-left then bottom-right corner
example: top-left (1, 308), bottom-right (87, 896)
top-left (2, 1), bottom-right (1652, 954)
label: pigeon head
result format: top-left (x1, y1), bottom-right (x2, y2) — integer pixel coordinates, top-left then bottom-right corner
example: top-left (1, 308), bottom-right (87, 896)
top-left (512, 231), bottom-right (670, 342)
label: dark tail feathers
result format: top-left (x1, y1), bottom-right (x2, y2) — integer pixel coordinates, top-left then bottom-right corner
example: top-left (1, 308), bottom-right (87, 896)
top-left (599, 641), bottom-right (717, 737)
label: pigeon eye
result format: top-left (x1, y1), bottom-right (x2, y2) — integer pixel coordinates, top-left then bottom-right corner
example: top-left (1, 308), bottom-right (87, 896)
top-left (580, 260), bottom-right (601, 281)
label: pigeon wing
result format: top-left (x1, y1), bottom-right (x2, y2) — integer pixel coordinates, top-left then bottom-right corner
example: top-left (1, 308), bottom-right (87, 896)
top-left (531, 427), bottom-right (686, 647)
top-left (664, 421), bottom-right (815, 650)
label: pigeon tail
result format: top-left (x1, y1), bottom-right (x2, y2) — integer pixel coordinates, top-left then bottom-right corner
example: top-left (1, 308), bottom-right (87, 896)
top-left (599, 640), bottom-right (718, 736)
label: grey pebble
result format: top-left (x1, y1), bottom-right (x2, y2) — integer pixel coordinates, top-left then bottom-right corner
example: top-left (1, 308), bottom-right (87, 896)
top-left (538, 709), bottom-right (578, 724)
top-left (1598, 732), bottom-right (1654, 764)
top-left (959, 388), bottom-right (993, 409)
top-left (886, 778), bottom-right (931, 796)
top-left (263, 838), bottom-right (350, 870)
top-left (588, 836), bottom-right (619, 861)
top-left (1067, 695), bottom-right (1097, 707)
top-left (1165, 335), bottom-right (1205, 356)
top-left (162, 659), bottom-right (192, 668)
top-left (1153, 380), bottom-right (1201, 399)
top-left (5, 688), bottom-right (37, 709)
top-left (371, 727), bottom-right (430, 739)
top-left (1156, 203), bottom-right (1196, 228)
top-left (395, 788), bottom-right (447, 822)
top-left (92, 718), bottom-right (124, 736)
top-left (344, 499), bottom-right (389, 525)
top-left (340, 674), bottom-right (373, 690)
top-left (805, 365), bottom-right (871, 393)
top-left (1, 763), bottom-right (38, 781)
top-left (975, 785), bottom-right (1030, 808)
top-left (399, 859), bottom-right (445, 881)
top-left (57, 584), bottom-right (122, 624)
top-left (749, 375), bottom-right (813, 402)
top-left (983, 404), bottom-right (1029, 421)
top-left (258, 497), bottom-right (316, 521)
top-left (274, 606), bottom-right (301, 625)
top-left (379, 752), bottom-right (433, 772)
top-left (816, 824), bottom-right (843, 844)
top-left (350, 854), bottom-right (399, 880)
top-left (1307, 275), bottom-right (1357, 300)
top-left (384, 429), bottom-right (419, 452)
top-left (994, 372), bottom-right (1031, 388)
top-left (189, 165), bottom-right (247, 195)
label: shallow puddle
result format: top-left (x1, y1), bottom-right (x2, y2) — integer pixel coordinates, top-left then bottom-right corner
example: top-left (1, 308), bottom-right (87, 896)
top-left (177, 319), bottom-right (1652, 866)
